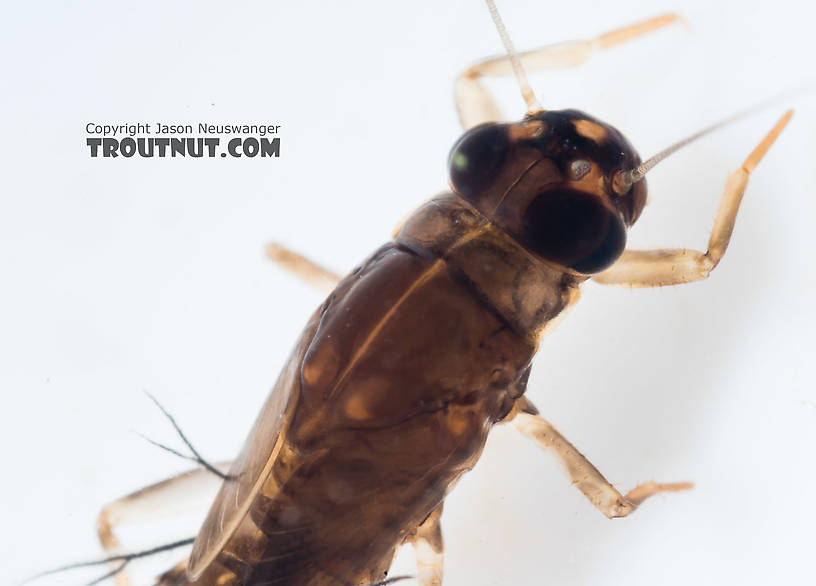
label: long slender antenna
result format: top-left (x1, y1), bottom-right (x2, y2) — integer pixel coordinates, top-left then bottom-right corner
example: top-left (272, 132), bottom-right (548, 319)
top-left (629, 110), bottom-right (750, 182)
top-left (622, 90), bottom-right (802, 188)
top-left (484, 0), bottom-right (543, 114)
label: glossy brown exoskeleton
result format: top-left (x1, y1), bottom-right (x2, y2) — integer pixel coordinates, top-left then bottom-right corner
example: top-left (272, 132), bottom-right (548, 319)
top-left (175, 107), bottom-right (645, 586)
top-left (79, 8), bottom-right (792, 586)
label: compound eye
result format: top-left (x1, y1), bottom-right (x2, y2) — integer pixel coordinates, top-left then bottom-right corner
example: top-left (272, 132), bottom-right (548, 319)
top-left (522, 189), bottom-right (626, 274)
top-left (448, 123), bottom-right (509, 198)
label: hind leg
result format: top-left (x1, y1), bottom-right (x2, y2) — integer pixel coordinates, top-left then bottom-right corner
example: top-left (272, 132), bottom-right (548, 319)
top-left (405, 503), bottom-right (444, 586)
top-left (97, 463), bottom-right (230, 585)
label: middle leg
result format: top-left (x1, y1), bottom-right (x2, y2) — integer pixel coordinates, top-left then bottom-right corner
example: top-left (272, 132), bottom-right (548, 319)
top-left (507, 397), bottom-right (691, 518)
top-left (266, 242), bottom-right (341, 294)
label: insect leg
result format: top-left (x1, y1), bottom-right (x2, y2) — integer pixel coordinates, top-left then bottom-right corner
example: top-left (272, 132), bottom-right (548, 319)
top-left (455, 13), bottom-right (683, 129)
top-left (509, 398), bottom-right (691, 519)
top-left (97, 464), bottom-right (230, 584)
top-left (266, 242), bottom-right (341, 293)
top-left (406, 502), bottom-right (444, 586)
top-left (593, 111), bottom-right (792, 287)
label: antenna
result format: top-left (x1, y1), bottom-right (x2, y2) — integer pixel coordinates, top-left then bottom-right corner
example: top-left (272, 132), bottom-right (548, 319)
top-left (614, 94), bottom-right (799, 193)
top-left (484, 0), bottom-right (543, 114)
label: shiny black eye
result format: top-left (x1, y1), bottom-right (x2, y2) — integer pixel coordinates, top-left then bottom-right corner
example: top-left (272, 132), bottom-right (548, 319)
top-left (522, 189), bottom-right (626, 274)
top-left (448, 123), bottom-right (509, 198)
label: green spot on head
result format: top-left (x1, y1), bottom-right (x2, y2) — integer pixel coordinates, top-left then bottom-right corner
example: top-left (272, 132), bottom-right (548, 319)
top-left (452, 152), bottom-right (468, 170)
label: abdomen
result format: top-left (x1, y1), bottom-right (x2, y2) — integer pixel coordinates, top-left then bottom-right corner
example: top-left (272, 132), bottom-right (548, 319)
top-left (237, 242), bottom-right (535, 584)
top-left (169, 194), bottom-right (576, 585)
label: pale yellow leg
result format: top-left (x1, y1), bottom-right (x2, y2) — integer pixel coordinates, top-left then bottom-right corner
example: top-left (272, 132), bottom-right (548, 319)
top-left (266, 242), bottom-right (341, 294)
top-left (97, 463), bottom-right (230, 585)
top-left (455, 13), bottom-right (683, 129)
top-left (406, 503), bottom-right (444, 586)
top-left (593, 111), bottom-right (793, 287)
top-left (510, 398), bottom-right (691, 519)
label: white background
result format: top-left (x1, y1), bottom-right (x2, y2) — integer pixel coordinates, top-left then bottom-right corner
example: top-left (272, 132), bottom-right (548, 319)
top-left (2, 1), bottom-right (815, 585)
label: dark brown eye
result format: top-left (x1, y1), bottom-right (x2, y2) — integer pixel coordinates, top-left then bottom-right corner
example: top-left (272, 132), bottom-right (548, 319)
top-left (448, 123), bottom-right (509, 198)
top-left (522, 188), bottom-right (626, 274)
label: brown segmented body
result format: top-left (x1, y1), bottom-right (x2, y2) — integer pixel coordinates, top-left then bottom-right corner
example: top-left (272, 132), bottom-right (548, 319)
top-left (166, 192), bottom-right (582, 586)
top-left (145, 99), bottom-right (794, 585)
top-left (147, 104), bottom-right (657, 585)
top-left (21, 6), bottom-right (797, 585)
